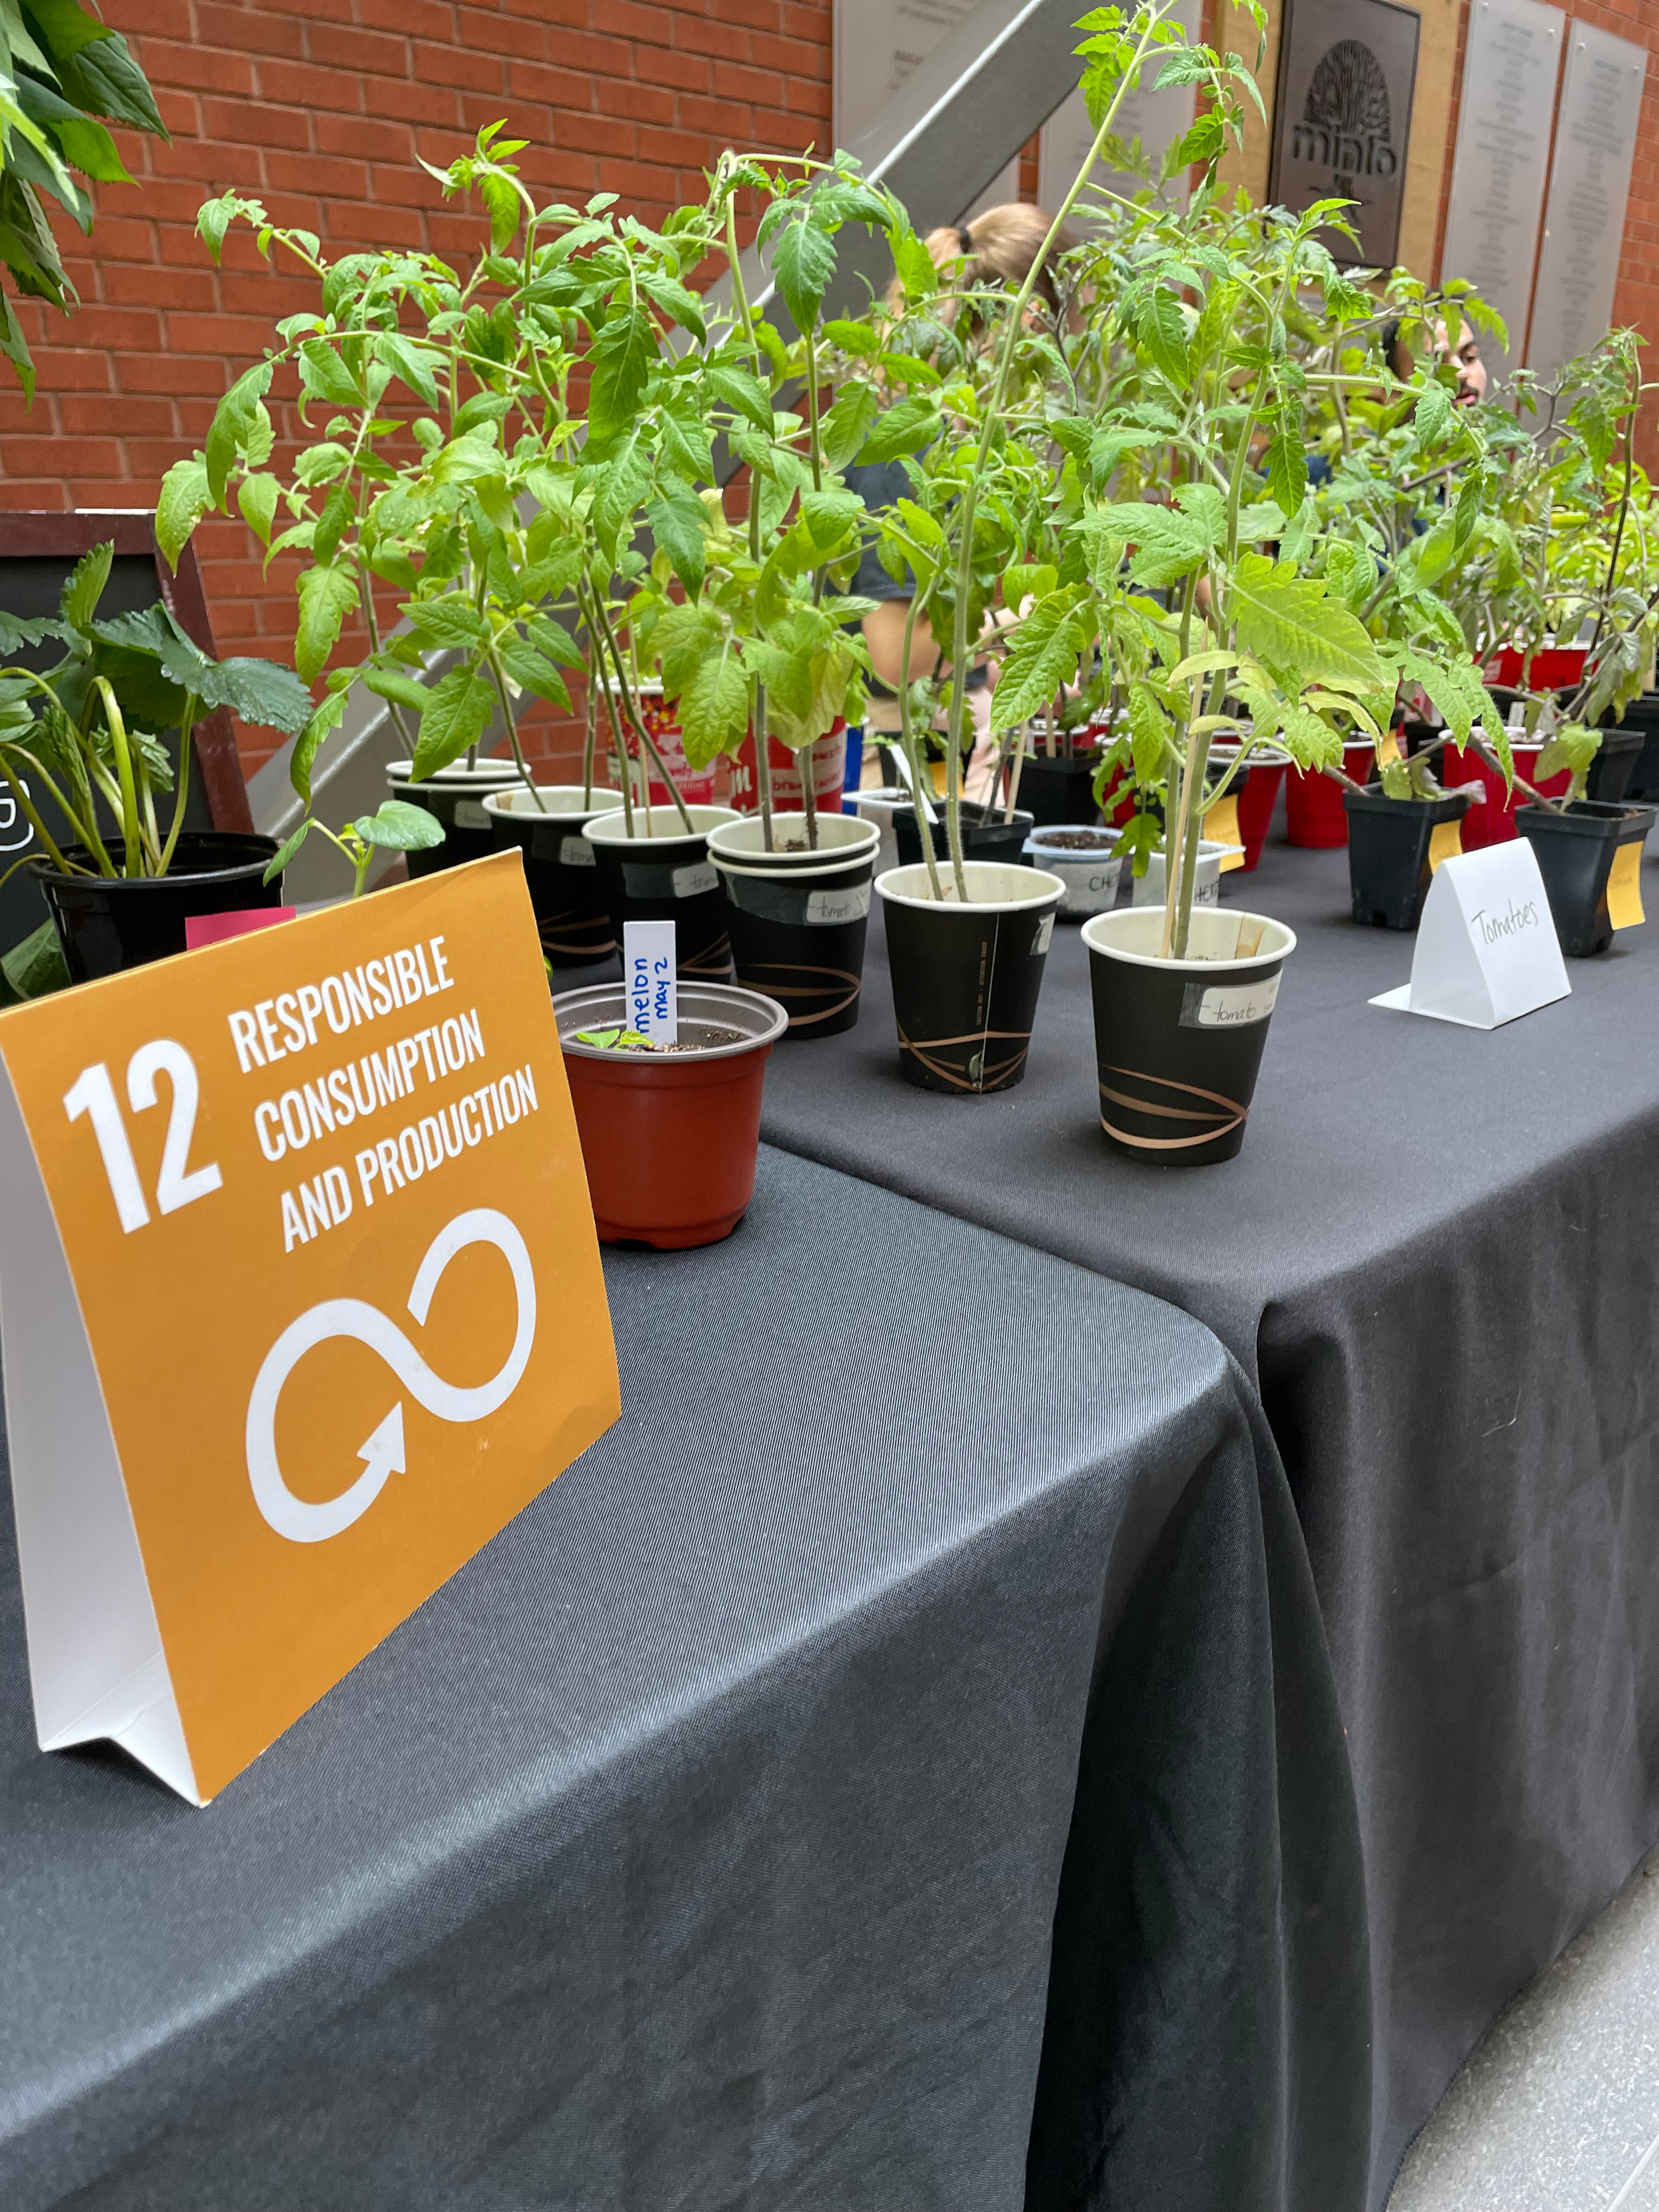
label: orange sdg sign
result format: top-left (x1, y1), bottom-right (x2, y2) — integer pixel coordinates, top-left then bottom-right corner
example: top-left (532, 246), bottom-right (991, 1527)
top-left (0, 853), bottom-right (618, 1804)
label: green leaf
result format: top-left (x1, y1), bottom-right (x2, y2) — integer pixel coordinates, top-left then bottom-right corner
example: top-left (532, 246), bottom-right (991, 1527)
top-left (0, 917), bottom-right (70, 1003)
top-left (59, 538), bottom-right (112, 631)
top-left (1229, 554), bottom-right (1387, 690)
top-left (772, 213), bottom-right (837, 334)
top-left (857, 393), bottom-right (938, 464)
top-left (990, 588), bottom-right (1094, 732)
top-left (822, 378), bottom-right (879, 471)
top-left (289, 693), bottom-right (343, 803)
top-left (589, 306), bottom-right (657, 443)
top-left (354, 798), bottom-right (446, 850)
top-left (1412, 378), bottom-right (1454, 454)
top-left (411, 663), bottom-right (494, 777)
top-left (705, 360), bottom-right (774, 433)
top-left (200, 654), bottom-right (314, 733)
top-left (1092, 501), bottom-right (1213, 589)
top-left (647, 487), bottom-right (707, 595)
top-left (891, 226), bottom-right (937, 303)
top-left (373, 331), bottom-right (439, 408)
top-left (53, 23), bottom-right (166, 135)
top-left (263, 819), bottom-right (311, 883)
top-left (294, 563), bottom-right (358, 685)
top-left (237, 470), bottom-right (280, 545)
top-left (363, 666), bottom-right (434, 710)
top-left (452, 390), bottom-right (512, 437)
top-left (1263, 430), bottom-right (1307, 519)
top-left (678, 642), bottom-right (749, 769)
top-left (658, 403), bottom-right (713, 484)
top-left (311, 482), bottom-right (353, 569)
top-left (1132, 287), bottom-right (1189, 383)
top-left (1126, 680), bottom-right (1175, 785)
top-left (497, 631), bottom-right (572, 710)
top-left (400, 597), bottom-right (488, 650)
top-left (206, 358), bottom-right (273, 508)
top-left (298, 338), bottom-right (360, 411)
top-left (640, 270), bottom-right (706, 342)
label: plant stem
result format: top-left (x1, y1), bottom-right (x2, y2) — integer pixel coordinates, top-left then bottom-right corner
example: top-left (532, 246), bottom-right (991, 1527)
top-left (484, 647), bottom-right (546, 809)
top-left (586, 582), bottom-right (693, 832)
top-left (898, 596), bottom-right (943, 901)
top-left (0, 754), bottom-right (76, 875)
top-left (753, 678), bottom-right (776, 849)
top-left (582, 670), bottom-right (597, 807)
top-left (158, 697), bottom-right (196, 876)
top-left (94, 678), bottom-right (143, 877)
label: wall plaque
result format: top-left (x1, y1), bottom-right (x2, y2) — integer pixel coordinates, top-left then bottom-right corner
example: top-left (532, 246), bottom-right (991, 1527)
top-left (1268, 0), bottom-right (1421, 267)
top-left (833, 0), bottom-right (1017, 223)
top-left (1037, 0), bottom-right (1201, 223)
top-left (1438, 0), bottom-right (1564, 385)
top-left (1525, 20), bottom-right (1647, 381)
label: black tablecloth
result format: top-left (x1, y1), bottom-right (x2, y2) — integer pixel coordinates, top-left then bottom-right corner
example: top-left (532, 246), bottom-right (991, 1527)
top-left (758, 827), bottom-right (1659, 2205)
top-left (1, 1148), bottom-right (1367, 2212)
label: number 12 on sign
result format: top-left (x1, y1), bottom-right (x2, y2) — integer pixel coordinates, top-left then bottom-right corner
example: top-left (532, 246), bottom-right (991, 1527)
top-left (64, 1041), bottom-right (223, 1233)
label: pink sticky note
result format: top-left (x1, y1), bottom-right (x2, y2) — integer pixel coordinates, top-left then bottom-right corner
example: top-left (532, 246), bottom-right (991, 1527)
top-left (184, 906), bottom-right (298, 951)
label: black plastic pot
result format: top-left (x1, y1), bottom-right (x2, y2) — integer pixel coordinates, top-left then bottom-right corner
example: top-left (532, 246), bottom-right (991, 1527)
top-left (1343, 785), bottom-right (1475, 930)
top-left (709, 814), bottom-right (879, 1038)
top-left (1014, 748), bottom-right (1101, 828)
top-left (30, 833), bottom-right (285, 983)
top-left (875, 860), bottom-right (1064, 1094)
top-left (582, 805), bottom-right (738, 981)
top-left (1617, 696), bottom-right (1659, 800)
top-left (1584, 727), bottom-right (1642, 804)
top-left (1515, 799), bottom-right (1656, 957)
top-left (484, 785), bottom-right (623, 963)
top-left (894, 798), bottom-right (1036, 870)
top-left (1081, 907), bottom-right (1296, 1166)
top-left (386, 759), bottom-right (521, 877)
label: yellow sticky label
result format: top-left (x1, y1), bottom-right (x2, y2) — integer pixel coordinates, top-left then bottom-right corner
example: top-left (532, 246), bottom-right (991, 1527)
top-left (1204, 794), bottom-right (1246, 870)
top-left (1427, 818), bottom-right (1462, 873)
top-left (1607, 840), bottom-right (1645, 929)
top-left (1378, 727), bottom-right (1402, 769)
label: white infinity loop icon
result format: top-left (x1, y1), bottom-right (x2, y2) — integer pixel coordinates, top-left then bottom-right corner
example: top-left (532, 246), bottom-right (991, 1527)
top-left (245, 1207), bottom-right (537, 1544)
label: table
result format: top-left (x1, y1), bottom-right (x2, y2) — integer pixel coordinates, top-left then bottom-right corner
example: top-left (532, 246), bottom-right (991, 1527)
top-left (0, 1149), bottom-right (1368, 2212)
top-left (758, 825), bottom-right (1659, 2206)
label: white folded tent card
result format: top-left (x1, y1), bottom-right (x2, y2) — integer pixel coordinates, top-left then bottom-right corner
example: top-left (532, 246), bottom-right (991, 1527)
top-left (1370, 840), bottom-right (1570, 1029)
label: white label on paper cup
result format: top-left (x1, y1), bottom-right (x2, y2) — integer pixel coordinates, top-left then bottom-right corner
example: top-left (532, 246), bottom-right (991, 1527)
top-left (453, 799), bottom-right (491, 828)
top-left (559, 836), bottom-right (596, 867)
top-left (1032, 913), bottom-right (1054, 955)
top-left (671, 861), bottom-right (718, 899)
top-left (1196, 877), bottom-right (1221, 906)
top-left (1181, 973), bottom-right (1281, 1028)
top-left (804, 883), bottom-right (872, 925)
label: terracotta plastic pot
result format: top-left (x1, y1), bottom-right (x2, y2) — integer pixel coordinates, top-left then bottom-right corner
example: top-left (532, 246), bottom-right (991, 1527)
top-left (554, 981), bottom-right (787, 1248)
top-left (876, 860), bottom-right (1064, 1095)
top-left (31, 833), bottom-right (285, 983)
top-left (483, 785), bottom-right (623, 963)
top-left (1515, 800), bottom-right (1656, 957)
top-left (1206, 743), bottom-right (1288, 870)
top-left (385, 758), bottom-right (521, 876)
top-left (1082, 906), bottom-right (1296, 1166)
top-left (1286, 742), bottom-right (1375, 847)
top-left (729, 722), bottom-right (847, 816)
top-left (582, 805), bottom-right (740, 981)
top-left (709, 813), bottom-right (879, 1038)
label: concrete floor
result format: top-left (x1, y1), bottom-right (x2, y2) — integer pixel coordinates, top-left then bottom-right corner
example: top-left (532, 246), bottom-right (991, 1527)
top-left (1389, 1850), bottom-right (1659, 2211)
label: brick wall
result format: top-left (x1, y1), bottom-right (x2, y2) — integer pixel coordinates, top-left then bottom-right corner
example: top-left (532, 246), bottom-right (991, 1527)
top-left (0, 0), bottom-right (834, 778)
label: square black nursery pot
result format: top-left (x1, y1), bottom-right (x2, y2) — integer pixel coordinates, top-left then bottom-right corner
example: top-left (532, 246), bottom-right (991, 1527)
top-left (893, 798), bottom-right (1036, 870)
top-left (1013, 749), bottom-right (1102, 828)
top-left (1515, 800), bottom-right (1656, 957)
top-left (1614, 694), bottom-right (1659, 800)
top-left (1585, 728), bottom-right (1642, 805)
top-left (1343, 785), bottom-right (1475, 930)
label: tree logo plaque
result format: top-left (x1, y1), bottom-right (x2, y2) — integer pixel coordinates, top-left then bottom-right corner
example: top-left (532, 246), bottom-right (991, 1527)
top-left (1269, 0), bottom-right (1421, 268)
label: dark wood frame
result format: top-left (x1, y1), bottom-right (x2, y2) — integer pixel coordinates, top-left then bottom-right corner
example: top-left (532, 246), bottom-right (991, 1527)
top-left (1, 510), bottom-right (254, 833)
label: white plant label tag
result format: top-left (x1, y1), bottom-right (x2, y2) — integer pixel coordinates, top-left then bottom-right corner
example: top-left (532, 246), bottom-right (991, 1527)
top-left (671, 861), bottom-right (718, 899)
top-left (559, 836), bottom-right (596, 867)
top-left (1032, 913), bottom-right (1055, 955)
top-left (624, 920), bottom-right (677, 1045)
top-left (453, 799), bottom-right (490, 829)
top-left (1369, 840), bottom-right (1570, 1030)
top-left (804, 883), bottom-right (872, 926)
top-left (1182, 973), bottom-right (1281, 1028)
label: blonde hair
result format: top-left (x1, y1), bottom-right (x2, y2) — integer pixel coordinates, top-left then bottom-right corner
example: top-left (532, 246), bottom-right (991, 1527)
top-left (885, 202), bottom-right (1077, 324)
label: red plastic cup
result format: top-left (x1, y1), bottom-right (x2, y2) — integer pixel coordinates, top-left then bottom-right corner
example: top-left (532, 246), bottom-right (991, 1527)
top-left (1286, 741), bottom-right (1375, 847)
top-left (1490, 647), bottom-right (1587, 692)
top-left (1440, 740), bottom-right (1548, 848)
top-left (729, 720), bottom-right (847, 816)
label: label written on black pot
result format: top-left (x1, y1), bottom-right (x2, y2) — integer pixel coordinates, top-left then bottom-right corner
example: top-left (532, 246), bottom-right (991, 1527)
top-left (1370, 840), bottom-right (1569, 1029)
top-left (1180, 973), bottom-right (1280, 1027)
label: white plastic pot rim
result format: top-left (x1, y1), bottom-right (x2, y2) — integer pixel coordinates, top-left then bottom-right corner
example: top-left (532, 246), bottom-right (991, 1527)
top-left (708, 813), bottom-right (879, 863)
top-left (385, 759), bottom-right (519, 784)
top-left (715, 851), bottom-right (874, 883)
top-left (1082, 909), bottom-right (1296, 970)
top-left (874, 862), bottom-right (1065, 913)
top-left (583, 805), bottom-right (739, 847)
top-left (482, 786), bottom-right (623, 817)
